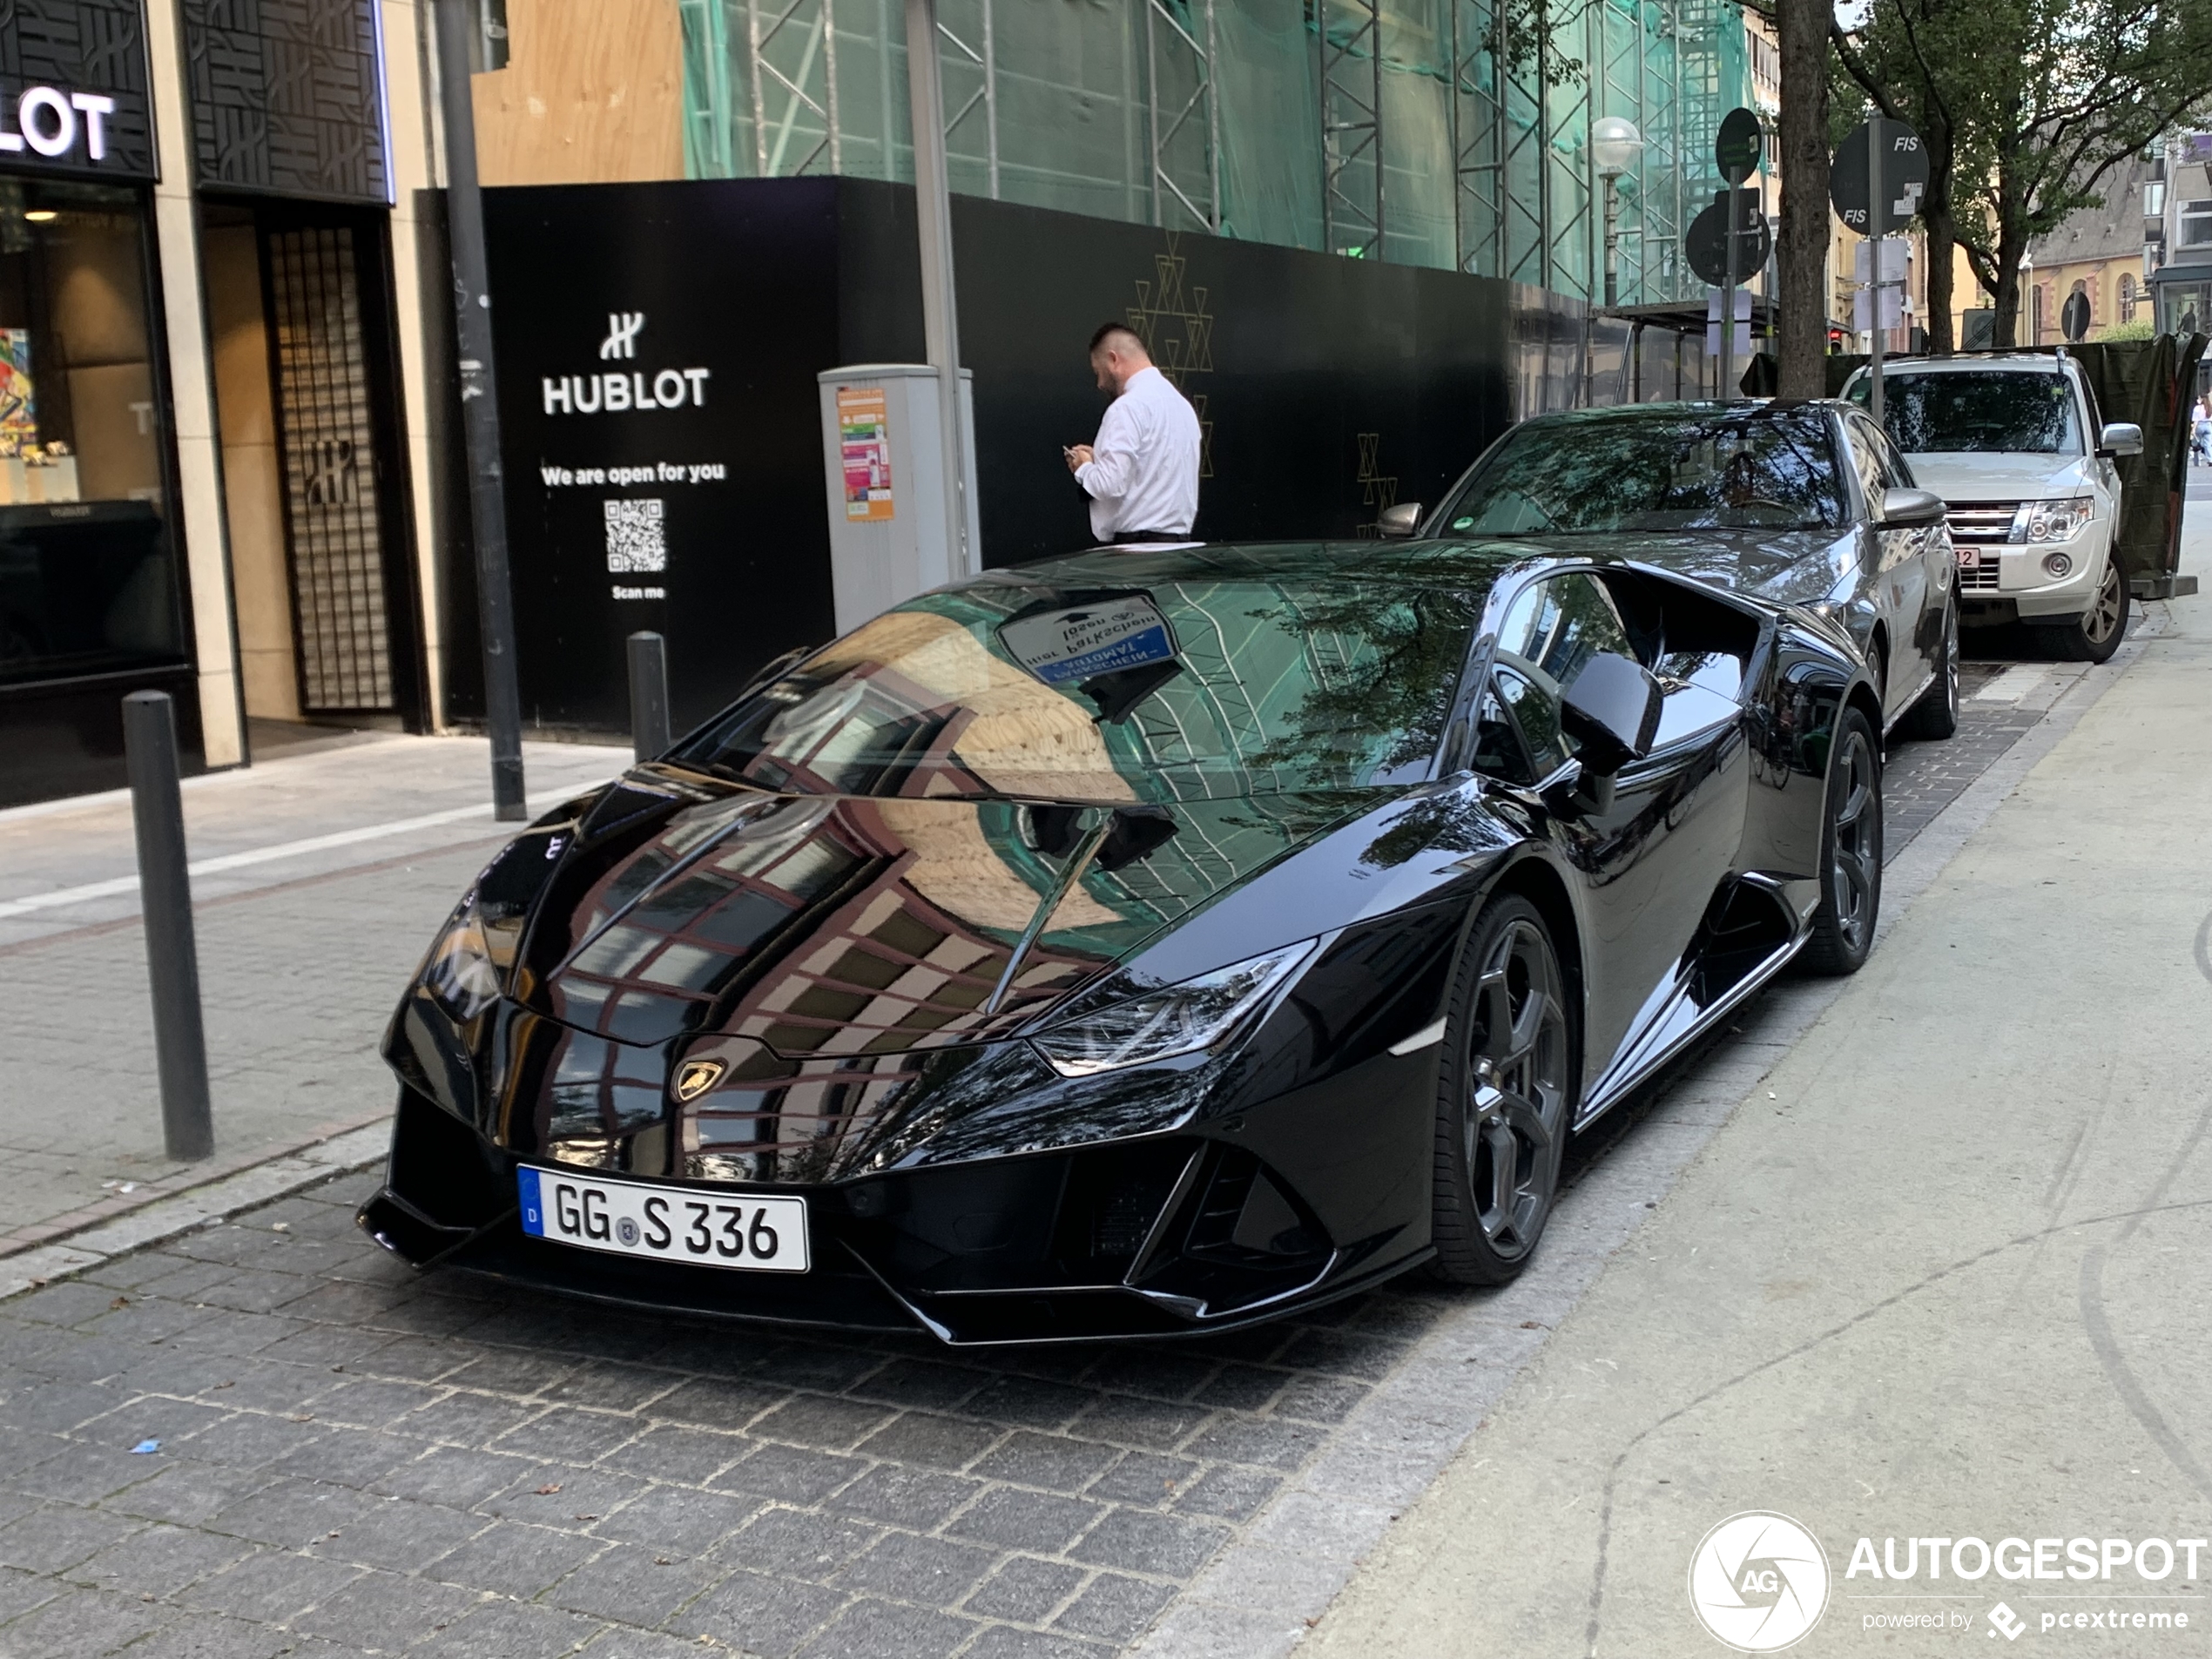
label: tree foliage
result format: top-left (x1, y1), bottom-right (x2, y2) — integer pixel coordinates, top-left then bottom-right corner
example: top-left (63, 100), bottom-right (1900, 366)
top-left (1829, 0), bottom-right (2212, 348)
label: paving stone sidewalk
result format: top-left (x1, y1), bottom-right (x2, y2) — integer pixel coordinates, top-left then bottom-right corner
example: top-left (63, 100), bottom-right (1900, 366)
top-left (0, 738), bottom-right (630, 1256)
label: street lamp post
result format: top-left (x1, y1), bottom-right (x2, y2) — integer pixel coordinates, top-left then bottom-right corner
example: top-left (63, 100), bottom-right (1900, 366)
top-left (1592, 117), bottom-right (1642, 310)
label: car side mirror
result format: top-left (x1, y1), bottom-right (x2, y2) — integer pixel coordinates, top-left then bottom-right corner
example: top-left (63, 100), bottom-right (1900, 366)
top-left (1560, 652), bottom-right (1662, 777)
top-left (2098, 421), bottom-right (2144, 458)
top-left (1377, 502), bottom-right (1423, 538)
top-left (1878, 487), bottom-right (1946, 528)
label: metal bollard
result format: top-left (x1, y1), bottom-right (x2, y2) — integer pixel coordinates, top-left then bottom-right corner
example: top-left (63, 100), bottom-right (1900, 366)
top-left (628, 631), bottom-right (671, 763)
top-left (122, 691), bottom-right (214, 1162)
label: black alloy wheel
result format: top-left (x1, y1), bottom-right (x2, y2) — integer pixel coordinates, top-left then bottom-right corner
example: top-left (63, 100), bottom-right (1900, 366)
top-left (1897, 599), bottom-right (1959, 741)
top-left (1799, 707), bottom-right (1882, 975)
top-left (2037, 557), bottom-right (2128, 664)
top-left (1431, 894), bottom-right (1576, 1285)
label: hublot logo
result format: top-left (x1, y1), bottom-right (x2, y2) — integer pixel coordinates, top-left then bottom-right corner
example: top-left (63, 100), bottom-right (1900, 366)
top-left (543, 314), bottom-right (709, 415)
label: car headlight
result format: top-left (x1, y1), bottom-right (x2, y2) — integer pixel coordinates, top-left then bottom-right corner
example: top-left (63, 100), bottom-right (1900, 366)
top-left (2013, 498), bottom-right (2094, 543)
top-left (417, 826), bottom-right (569, 1021)
top-left (421, 903), bottom-right (523, 1022)
top-left (1029, 940), bottom-right (1320, 1077)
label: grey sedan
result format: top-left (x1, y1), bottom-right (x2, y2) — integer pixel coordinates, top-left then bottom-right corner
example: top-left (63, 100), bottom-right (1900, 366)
top-left (1395, 401), bottom-right (1959, 742)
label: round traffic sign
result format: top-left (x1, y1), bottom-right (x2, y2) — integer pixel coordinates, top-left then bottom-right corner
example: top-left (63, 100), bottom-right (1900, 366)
top-left (1684, 191), bottom-right (1771, 287)
top-left (1716, 108), bottom-right (1763, 184)
top-left (1830, 116), bottom-right (1928, 235)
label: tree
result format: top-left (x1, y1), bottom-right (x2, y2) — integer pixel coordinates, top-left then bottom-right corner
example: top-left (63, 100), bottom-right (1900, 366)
top-left (1831, 0), bottom-right (2212, 348)
top-left (1774, 0), bottom-right (1833, 395)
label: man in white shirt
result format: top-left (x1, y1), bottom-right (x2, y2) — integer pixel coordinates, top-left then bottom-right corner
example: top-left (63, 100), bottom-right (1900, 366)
top-left (1064, 323), bottom-right (1202, 543)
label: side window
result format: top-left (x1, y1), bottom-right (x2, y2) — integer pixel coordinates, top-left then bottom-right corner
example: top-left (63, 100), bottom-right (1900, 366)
top-left (1482, 573), bottom-right (1632, 782)
top-left (1494, 574), bottom-right (1635, 692)
top-left (1840, 415), bottom-right (1888, 514)
top-left (1471, 681), bottom-right (1535, 784)
top-left (2075, 373), bottom-right (2103, 441)
top-left (1865, 419), bottom-right (1915, 489)
top-left (1496, 669), bottom-right (1572, 777)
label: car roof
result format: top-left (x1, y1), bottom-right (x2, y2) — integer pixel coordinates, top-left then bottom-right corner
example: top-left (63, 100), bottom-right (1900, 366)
top-left (975, 539), bottom-right (1539, 593)
top-left (1511, 398), bottom-right (1847, 424)
top-left (1869, 354), bottom-right (2073, 375)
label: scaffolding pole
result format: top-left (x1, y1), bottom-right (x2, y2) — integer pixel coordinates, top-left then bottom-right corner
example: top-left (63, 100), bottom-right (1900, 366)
top-left (1319, 0), bottom-right (1384, 258)
top-left (938, 0), bottom-right (999, 198)
top-left (746, 0), bottom-right (840, 176)
top-left (1451, 0), bottom-right (1505, 278)
top-left (1146, 0), bottom-right (1221, 231)
top-left (680, 0), bottom-right (735, 179)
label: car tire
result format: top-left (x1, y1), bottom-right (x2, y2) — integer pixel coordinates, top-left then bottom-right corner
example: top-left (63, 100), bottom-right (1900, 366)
top-left (2033, 556), bottom-right (2128, 664)
top-left (1430, 894), bottom-right (1577, 1285)
top-left (1896, 599), bottom-right (1959, 741)
top-left (1797, 706), bottom-right (1883, 977)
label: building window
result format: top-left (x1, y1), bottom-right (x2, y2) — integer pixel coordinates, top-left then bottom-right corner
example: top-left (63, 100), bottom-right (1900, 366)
top-left (2118, 273), bottom-right (2136, 322)
top-left (0, 179), bottom-right (179, 687)
top-left (2180, 200), bottom-right (2212, 249)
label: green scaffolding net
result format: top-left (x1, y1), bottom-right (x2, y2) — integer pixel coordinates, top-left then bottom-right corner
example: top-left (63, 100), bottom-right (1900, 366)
top-left (678, 0), bottom-right (1750, 304)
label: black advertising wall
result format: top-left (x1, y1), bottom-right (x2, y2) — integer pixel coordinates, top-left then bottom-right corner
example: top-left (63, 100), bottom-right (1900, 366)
top-left (471, 180), bottom-right (846, 736)
top-left (452, 177), bottom-right (1526, 737)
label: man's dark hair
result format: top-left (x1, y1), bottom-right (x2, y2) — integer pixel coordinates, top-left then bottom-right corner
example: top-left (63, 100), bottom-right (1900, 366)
top-left (1089, 321), bottom-right (1146, 354)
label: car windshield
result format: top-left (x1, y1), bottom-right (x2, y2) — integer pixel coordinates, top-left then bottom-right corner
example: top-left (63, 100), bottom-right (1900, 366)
top-left (674, 573), bottom-right (1484, 803)
top-left (1433, 408), bottom-right (1847, 535)
top-left (1857, 370), bottom-right (2080, 455)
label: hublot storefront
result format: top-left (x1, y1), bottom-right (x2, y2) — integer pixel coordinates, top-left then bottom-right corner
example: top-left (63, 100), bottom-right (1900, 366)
top-left (0, 0), bottom-right (187, 803)
top-left (0, 0), bottom-right (431, 808)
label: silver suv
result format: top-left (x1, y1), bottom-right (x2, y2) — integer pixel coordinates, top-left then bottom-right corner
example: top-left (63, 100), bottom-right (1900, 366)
top-left (1844, 354), bottom-right (2141, 662)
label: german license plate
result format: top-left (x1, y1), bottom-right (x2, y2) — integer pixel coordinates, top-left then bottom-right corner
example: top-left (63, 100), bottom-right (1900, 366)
top-left (1956, 544), bottom-right (1981, 569)
top-left (518, 1167), bottom-right (810, 1272)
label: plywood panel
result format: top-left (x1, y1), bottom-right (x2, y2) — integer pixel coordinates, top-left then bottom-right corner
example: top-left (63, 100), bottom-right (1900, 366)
top-left (473, 0), bottom-right (686, 186)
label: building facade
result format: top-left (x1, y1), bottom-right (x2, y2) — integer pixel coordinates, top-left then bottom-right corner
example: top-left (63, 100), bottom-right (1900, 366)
top-left (0, 0), bottom-right (446, 807)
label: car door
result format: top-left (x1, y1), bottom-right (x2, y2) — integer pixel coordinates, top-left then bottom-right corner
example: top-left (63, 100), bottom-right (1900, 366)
top-left (1478, 570), bottom-right (1750, 1096)
top-left (1866, 414), bottom-right (1953, 678)
top-left (1842, 409), bottom-right (1936, 709)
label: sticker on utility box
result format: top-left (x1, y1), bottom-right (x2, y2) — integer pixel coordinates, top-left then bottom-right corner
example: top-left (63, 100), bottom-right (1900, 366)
top-left (1000, 597), bottom-right (1178, 685)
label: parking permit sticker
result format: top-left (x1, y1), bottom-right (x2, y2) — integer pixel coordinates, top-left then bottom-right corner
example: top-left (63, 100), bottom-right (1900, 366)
top-left (1000, 597), bottom-right (1177, 685)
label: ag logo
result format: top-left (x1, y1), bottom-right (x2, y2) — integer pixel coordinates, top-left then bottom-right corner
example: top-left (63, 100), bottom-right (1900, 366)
top-left (1688, 1512), bottom-right (1830, 1651)
top-left (672, 1057), bottom-right (726, 1103)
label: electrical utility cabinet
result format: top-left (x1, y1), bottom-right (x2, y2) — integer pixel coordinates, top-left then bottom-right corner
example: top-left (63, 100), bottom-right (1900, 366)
top-left (816, 365), bottom-right (980, 636)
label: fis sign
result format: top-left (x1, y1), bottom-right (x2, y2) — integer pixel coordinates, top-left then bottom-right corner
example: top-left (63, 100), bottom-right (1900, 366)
top-left (542, 314), bottom-right (711, 415)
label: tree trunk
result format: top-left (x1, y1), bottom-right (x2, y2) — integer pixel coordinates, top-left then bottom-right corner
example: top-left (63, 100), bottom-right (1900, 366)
top-left (1991, 250), bottom-right (2022, 347)
top-left (1921, 198), bottom-right (1957, 354)
top-left (1776, 0), bottom-right (1831, 398)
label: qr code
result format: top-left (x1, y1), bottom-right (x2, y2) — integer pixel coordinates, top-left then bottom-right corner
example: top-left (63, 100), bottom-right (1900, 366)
top-left (604, 498), bottom-right (666, 573)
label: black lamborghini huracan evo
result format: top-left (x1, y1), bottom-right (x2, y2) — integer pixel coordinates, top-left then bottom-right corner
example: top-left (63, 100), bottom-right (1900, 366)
top-left (361, 540), bottom-right (1883, 1345)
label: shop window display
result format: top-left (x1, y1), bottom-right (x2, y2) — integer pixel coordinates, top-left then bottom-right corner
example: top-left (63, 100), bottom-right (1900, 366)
top-left (0, 179), bottom-right (179, 684)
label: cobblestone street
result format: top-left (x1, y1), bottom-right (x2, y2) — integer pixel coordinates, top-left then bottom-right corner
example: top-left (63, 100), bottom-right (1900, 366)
top-left (0, 1170), bottom-right (1480, 1659)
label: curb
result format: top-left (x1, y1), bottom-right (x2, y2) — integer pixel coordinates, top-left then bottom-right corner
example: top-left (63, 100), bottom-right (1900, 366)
top-left (0, 1121), bottom-right (389, 1302)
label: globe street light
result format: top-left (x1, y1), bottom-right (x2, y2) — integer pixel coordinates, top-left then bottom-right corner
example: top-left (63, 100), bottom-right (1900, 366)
top-left (1592, 116), bottom-right (1643, 308)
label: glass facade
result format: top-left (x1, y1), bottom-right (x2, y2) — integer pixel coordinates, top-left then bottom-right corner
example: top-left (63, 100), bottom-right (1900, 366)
top-left (0, 178), bottom-right (179, 689)
top-left (678, 0), bottom-right (1751, 305)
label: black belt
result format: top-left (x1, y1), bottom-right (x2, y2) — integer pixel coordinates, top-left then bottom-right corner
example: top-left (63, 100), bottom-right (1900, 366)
top-left (1110, 529), bottom-right (1192, 544)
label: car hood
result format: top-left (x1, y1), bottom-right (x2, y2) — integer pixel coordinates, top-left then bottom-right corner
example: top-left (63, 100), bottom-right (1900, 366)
top-left (1474, 528), bottom-right (1858, 608)
top-left (509, 771), bottom-right (1376, 1058)
top-left (1902, 450), bottom-right (2091, 502)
